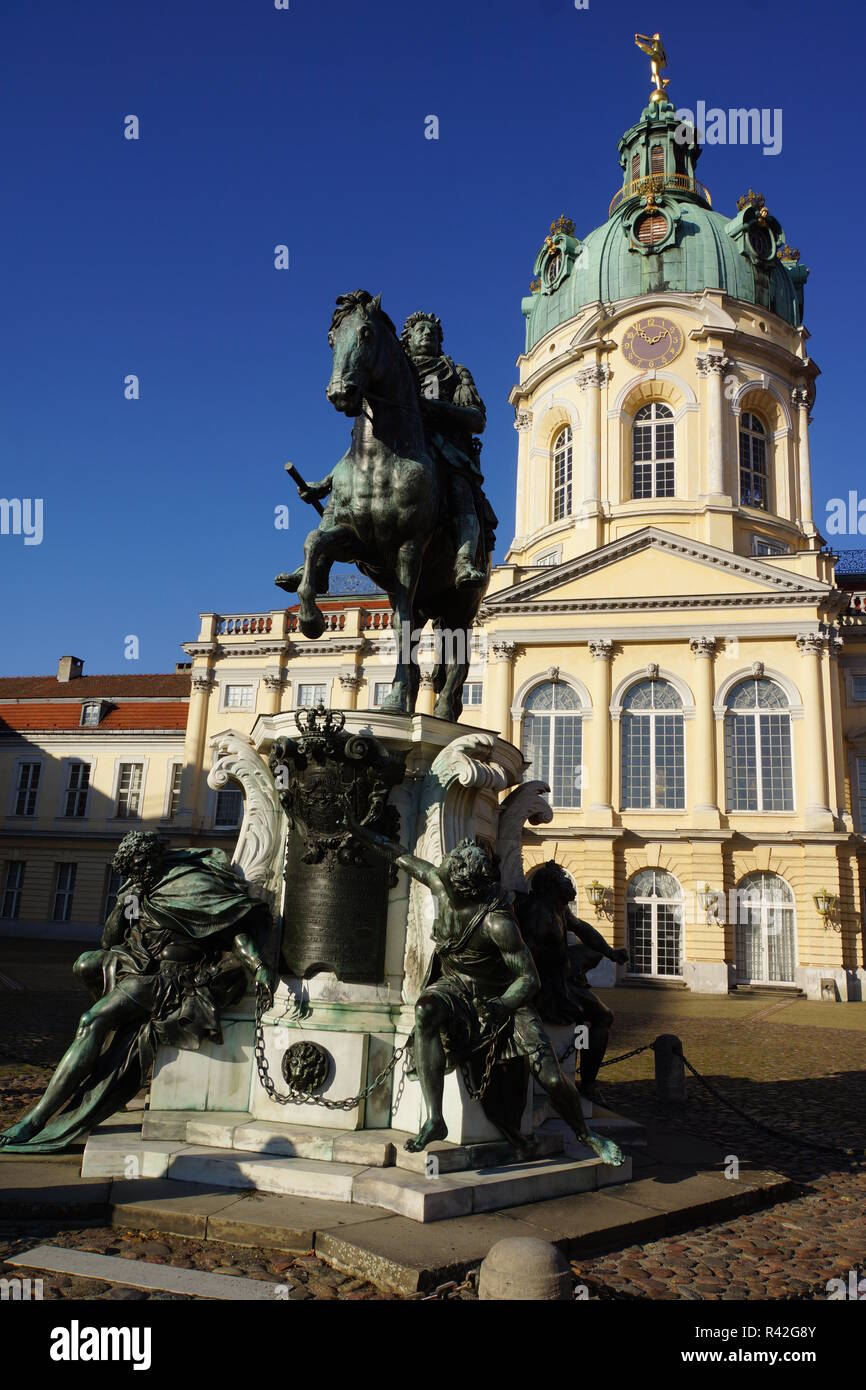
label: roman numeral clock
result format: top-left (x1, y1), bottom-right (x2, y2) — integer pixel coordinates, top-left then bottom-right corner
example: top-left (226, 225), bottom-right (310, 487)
top-left (621, 316), bottom-right (684, 368)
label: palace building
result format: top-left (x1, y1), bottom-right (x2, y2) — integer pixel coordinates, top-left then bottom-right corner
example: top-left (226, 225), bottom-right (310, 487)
top-left (3, 61), bottom-right (865, 999)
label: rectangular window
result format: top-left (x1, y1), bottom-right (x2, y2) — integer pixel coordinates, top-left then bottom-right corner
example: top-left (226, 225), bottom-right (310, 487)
top-left (1, 861), bottom-right (25, 920)
top-left (103, 866), bottom-right (122, 922)
top-left (297, 684), bottom-right (326, 708)
top-left (534, 551), bottom-right (559, 567)
top-left (852, 675), bottom-right (866, 702)
top-left (858, 757), bottom-right (866, 832)
top-left (52, 863), bottom-right (77, 923)
top-left (14, 762), bottom-right (41, 817)
top-left (116, 763), bottom-right (143, 819)
top-left (215, 788), bottom-right (243, 828)
top-left (621, 715), bottom-right (652, 808)
top-left (80, 702), bottom-right (104, 727)
top-left (650, 143), bottom-right (664, 174)
top-left (167, 763), bottom-right (183, 819)
top-left (224, 685), bottom-right (254, 710)
top-left (759, 713), bottom-right (794, 811)
top-left (551, 714), bottom-right (582, 808)
top-left (631, 152), bottom-right (640, 184)
top-left (751, 536), bottom-right (787, 557)
top-left (63, 762), bottom-right (91, 818)
top-left (463, 682), bottom-right (483, 707)
top-left (725, 714), bottom-right (758, 811)
top-left (373, 682), bottom-right (392, 708)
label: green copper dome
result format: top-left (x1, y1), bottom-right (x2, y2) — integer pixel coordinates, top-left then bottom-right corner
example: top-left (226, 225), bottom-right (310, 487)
top-left (523, 101), bottom-right (807, 351)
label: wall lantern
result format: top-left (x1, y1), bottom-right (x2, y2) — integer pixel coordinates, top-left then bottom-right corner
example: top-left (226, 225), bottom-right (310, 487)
top-left (813, 888), bottom-right (841, 932)
top-left (585, 880), bottom-right (609, 919)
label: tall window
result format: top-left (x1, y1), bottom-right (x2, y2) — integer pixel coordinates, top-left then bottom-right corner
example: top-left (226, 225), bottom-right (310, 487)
top-left (63, 762), bottom-right (90, 818)
top-left (167, 763), bottom-right (183, 819)
top-left (116, 763), bottom-right (143, 819)
top-left (103, 866), bottom-right (122, 922)
top-left (630, 152), bottom-right (640, 184)
top-left (621, 679), bottom-right (685, 809)
top-left (632, 403), bottom-right (675, 499)
top-left (215, 788), bottom-right (243, 828)
top-left (372, 682), bottom-right (393, 708)
top-left (552, 426), bottom-right (573, 522)
top-left (1, 862), bottom-right (25, 920)
top-left (650, 143), bottom-right (664, 174)
top-left (739, 411), bottom-right (768, 509)
top-left (52, 864), bottom-right (77, 923)
top-left (297, 683), bottom-right (326, 707)
top-left (14, 762), bottom-right (41, 817)
top-left (522, 681), bottom-right (583, 809)
top-left (463, 682), bottom-right (483, 708)
top-left (626, 869), bottom-right (683, 978)
top-left (735, 872), bottom-right (795, 984)
top-left (856, 756), bottom-right (866, 831)
top-left (724, 678), bottom-right (793, 811)
top-left (853, 675), bottom-right (866, 701)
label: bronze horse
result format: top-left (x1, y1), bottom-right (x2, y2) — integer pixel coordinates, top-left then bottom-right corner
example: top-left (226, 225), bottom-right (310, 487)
top-left (276, 290), bottom-right (489, 720)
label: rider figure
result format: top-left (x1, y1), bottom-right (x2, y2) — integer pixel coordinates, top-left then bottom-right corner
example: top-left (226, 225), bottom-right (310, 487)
top-left (401, 311), bottom-right (492, 591)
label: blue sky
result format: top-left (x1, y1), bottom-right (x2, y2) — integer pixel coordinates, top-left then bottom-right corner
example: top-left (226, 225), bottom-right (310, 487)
top-left (2, 0), bottom-right (863, 676)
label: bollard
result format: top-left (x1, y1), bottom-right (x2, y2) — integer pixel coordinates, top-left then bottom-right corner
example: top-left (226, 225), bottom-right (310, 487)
top-left (478, 1237), bottom-right (572, 1301)
top-left (653, 1033), bottom-right (687, 1106)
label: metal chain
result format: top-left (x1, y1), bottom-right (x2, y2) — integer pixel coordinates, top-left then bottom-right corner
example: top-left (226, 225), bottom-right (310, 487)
top-left (415, 1270), bottom-right (479, 1300)
top-left (460, 1020), bottom-right (510, 1101)
top-left (599, 1042), bottom-right (654, 1069)
top-left (253, 985), bottom-right (406, 1112)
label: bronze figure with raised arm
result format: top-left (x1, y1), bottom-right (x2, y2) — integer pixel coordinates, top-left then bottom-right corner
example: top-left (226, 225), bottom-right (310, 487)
top-left (345, 805), bottom-right (623, 1165)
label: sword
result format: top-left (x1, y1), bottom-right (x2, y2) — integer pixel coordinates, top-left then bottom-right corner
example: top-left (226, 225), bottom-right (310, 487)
top-left (285, 461), bottom-right (325, 517)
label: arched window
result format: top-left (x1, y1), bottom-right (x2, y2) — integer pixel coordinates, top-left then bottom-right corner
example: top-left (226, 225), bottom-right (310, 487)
top-left (735, 872), bottom-right (796, 984)
top-left (552, 426), bottom-right (572, 521)
top-left (522, 681), bottom-right (582, 809)
top-left (630, 152), bottom-right (640, 184)
top-left (626, 869), bottom-right (683, 977)
top-left (621, 679), bottom-right (685, 809)
top-left (632, 402), bottom-right (674, 499)
top-left (739, 411), bottom-right (768, 510)
top-left (650, 143), bottom-right (664, 175)
top-left (724, 678), bottom-right (793, 812)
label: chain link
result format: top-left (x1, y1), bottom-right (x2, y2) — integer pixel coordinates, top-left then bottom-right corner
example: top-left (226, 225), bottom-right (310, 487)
top-left (460, 1019), bottom-right (510, 1101)
top-left (253, 985), bottom-right (406, 1112)
top-left (414, 1270), bottom-right (478, 1300)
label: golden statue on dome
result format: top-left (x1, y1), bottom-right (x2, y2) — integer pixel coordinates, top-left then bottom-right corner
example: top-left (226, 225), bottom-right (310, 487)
top-left (634, 32), bottom-right (670, 103)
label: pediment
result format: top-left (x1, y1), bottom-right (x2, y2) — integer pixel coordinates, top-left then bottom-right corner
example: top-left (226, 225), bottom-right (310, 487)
top-left (483, 528), bottom-right (833, 616)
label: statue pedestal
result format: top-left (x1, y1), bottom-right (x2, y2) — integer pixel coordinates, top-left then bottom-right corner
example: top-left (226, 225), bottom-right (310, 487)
top-left (88, 711), bottom-right (639, 1219)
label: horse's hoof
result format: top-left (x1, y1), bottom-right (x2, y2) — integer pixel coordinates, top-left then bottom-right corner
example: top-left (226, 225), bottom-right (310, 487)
top-left (382, 692), bottom-right (408, 715)
top-left (275, 571), bottom-right (302, 594)
top-left (299, 612), bottom-right (327, 639)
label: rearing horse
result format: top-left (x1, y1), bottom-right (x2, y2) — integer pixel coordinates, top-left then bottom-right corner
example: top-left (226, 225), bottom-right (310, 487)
top-left (275, 290), bottom-right (489, 721)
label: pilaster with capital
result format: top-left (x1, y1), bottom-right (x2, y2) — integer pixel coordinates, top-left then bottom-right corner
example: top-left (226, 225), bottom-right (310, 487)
top-left (696, 353), bottom-right (731, 497)
top-left (689, 635), bottom-right (720, 823)
top-left (334, 672), bottom-right (362, 711)
top-left (576, 362), bottom-right (611, 507)
top-left (792, 387), bottom-right (814, 532)
top-left (825, 629), bottom-right (850, 826)
top-left (587, 638), bottom-right (614, 821)
top-left (262, 668), bottom-right (284, 715)
top-left (489, 640), bottom-right (517, 744)
top-left (176, 668), bottom-right (215, 825)
top-left (795, 632), bottom-right (833, 828)
top-left (415, 671), bottom-right (436, 717)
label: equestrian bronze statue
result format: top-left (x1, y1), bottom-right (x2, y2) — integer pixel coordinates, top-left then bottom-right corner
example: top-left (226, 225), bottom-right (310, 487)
top-left (275, 290), bottom-right (497, 722)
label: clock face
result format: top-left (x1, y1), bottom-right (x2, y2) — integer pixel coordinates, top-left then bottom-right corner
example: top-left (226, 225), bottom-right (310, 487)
top-left (621, 316), bottom-right (684, 368)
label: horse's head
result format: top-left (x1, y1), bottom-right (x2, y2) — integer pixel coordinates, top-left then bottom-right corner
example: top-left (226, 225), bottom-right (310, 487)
top-left (326, 290), bottom-right (398, 416)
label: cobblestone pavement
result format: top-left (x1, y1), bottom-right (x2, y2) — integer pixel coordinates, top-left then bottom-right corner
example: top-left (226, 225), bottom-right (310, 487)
top-left (2, 943), bottom-right (865, 1300)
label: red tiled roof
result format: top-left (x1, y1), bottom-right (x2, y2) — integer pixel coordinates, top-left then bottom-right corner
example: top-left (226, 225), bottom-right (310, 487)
top-left (0, 701), bottom-right (188, 733)
top-left (0, 673), bottom-right (191, 699)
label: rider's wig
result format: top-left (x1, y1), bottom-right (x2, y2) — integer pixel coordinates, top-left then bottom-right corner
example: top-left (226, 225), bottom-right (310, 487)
top-left (112, 831), bottom-right (165, 892)
top-left (530, 860), bottom-right (575, 899)
top-left (401, 310), bottom-right (443, 352)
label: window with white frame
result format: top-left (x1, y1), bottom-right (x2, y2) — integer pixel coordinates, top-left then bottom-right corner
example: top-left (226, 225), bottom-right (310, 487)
top-left (103, 866), bottom-right (122, 922)
top-left (52, 863), bottom-right (77, 922)
top-left (14, 762), bottom-right (41, 817)
top-left (63, 762), bottom-right (91, 818)
top-left (372, 682), bottom-right (393, 708)
top-left (534, 549), bottom-right (560, 567)
top-left (297, 683), bottom-right (326, 708)
top-left (751, 535), bottom-right (787, 557)
top-left (167, 763), bottom-right (183, 819)
top-left (724, 677), bottom-right (793, 812)
top-left (857, 756), bottom-right (866, 831)
top-left (80, 701), bottom-right (105, 727)
top-left (626, 869), bottom-right (683, 978)
top-left (215, 788), bottom-right (243, 828)
top-left (739, 411), bottom-right (769, 510)
top-left (1, 861), bottom-right (25, 920)
top-left (734, 872), bottom-right (795, 984)
top-left (521, 681), bottom-right (583, 809)
top-left (115, 763), bottom-right (143, 819)
top-left (224, 684), bottom-right (255, 710)
top-left (632, 402), bottom-right (675, 499)
top-left (463, 682), bottom-right (483, 707)
top-left (552, 426), bottom-right (573, 522)
top-left (621, 679), bottom-right (685, 810)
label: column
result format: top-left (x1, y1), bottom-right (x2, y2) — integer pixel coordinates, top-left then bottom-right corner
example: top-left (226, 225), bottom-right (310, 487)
top-left (827, 632), bottom-right (849, 827)
top-left (175, 668), bottom-right (215, 827)
top-left (337, 673), bottom-right (361, 710)
top-left (696, 352), bottom-right (731, 497)
top-left (796, 633), bottom-right (833, 830)
top-left (587, 638), bottom-right (614, 824)
top-left (792, 386), bottom-right (814, 532)
top-left (416, 671), bottom-right (435, 716)
top-left (576, 364), bottom-right (610, 509)
top-left (689, 636), bottom-right (721, 827)
top-left (262, 669), bottom-right (284, 715)
top-left (488, 640), bottom-right (517, 743)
